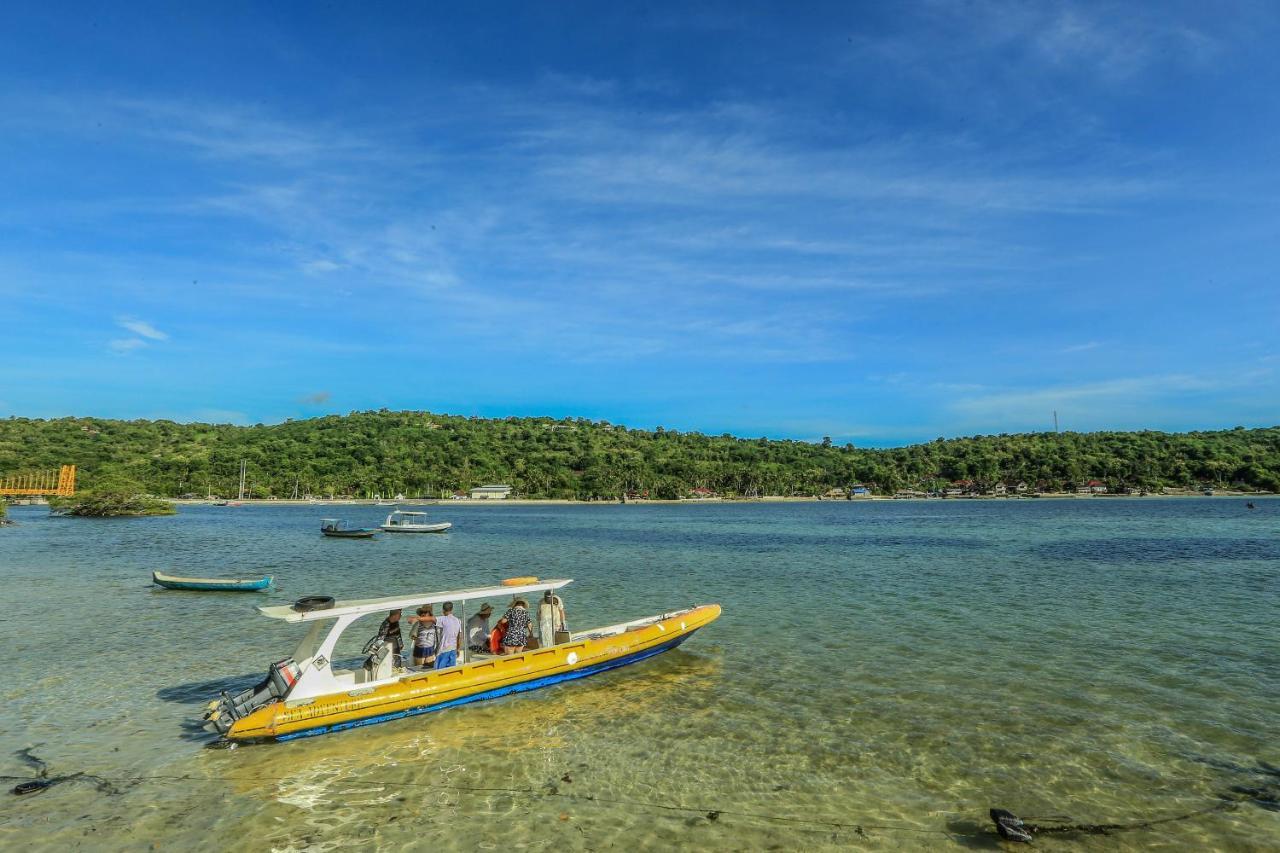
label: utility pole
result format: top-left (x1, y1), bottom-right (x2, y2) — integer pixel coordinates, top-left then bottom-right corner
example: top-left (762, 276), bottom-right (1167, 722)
top-left (238, 460), bottom-right (247, 500)
top-left (1053, 411), bottom-right (1059, 433)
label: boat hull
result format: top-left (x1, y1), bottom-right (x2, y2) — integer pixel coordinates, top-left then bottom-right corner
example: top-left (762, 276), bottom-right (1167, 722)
top-left (379, 522), bottom-right (451, 533)
top-left (224, 603), bottom-right (720, 741)
top-left (153, 571), bottom-right (272, 592)
top-left (321, 529), bottom-right (377, 538)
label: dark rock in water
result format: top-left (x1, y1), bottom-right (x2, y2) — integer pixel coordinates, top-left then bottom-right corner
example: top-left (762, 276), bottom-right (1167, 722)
top-left (706, 810), bottom-right (721, 822)
top-left (991, 808), bottom-right (1034, 843)
top-left (13, 780), bottom-right (51, 796)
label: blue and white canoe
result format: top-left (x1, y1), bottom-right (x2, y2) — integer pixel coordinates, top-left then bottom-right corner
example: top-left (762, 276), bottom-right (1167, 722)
top-left (152, 570), bottom-right (273, 592)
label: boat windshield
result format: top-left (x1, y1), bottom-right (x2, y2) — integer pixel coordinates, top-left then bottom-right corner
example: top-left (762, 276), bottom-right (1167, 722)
top-left (387, 511), bottom-right (429, 526)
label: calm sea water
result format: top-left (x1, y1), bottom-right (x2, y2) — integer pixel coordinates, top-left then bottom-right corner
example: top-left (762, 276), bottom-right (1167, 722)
top-left (1, 499), bottom-right (1277, 851)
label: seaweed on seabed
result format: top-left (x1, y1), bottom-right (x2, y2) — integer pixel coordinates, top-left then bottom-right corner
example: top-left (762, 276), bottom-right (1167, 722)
top-left (988, 764), bottom-right (1280, 843)
top-left (5, 746), bottom-right (125, 797)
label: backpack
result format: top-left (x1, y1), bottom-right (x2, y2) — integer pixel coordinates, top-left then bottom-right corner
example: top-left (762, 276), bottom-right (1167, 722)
top-left (413, 622), bottom-right (442, 653)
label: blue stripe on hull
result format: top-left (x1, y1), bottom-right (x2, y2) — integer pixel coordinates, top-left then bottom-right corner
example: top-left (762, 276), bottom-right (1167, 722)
top-left (275, 631), bottom-right (696, 742)
top-left (156, 581), bottom-right (271, 591)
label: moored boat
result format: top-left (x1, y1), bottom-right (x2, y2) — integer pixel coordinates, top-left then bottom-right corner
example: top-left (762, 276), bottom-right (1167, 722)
top-left (380, 509), bottom-right (451, 533)
top-left (201, 578), bottom-right (720, 741)
top-left (320, 519), bottom-right (378, 538)
top-left (153, 570), bottom-right (272, 592)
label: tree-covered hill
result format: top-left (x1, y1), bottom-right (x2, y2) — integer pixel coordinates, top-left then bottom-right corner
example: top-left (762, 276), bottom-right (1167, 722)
top-left (2, 412), bottom-right (1278, 499)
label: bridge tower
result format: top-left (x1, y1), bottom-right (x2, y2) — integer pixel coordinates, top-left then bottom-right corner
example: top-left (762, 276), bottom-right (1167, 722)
top-left (0, 464), bottom-right (77, 497)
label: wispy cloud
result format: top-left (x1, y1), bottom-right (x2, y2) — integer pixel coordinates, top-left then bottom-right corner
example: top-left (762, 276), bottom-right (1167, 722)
top-left (107, 317), bottom-right (168, 353)
top-left (301, 259), bottom-right (341, 275)
top-left (949, 369), bottom-right (1277, 430)
top-left (7, 72), bottom-right (1182, 370)
top-left (118, 317), bottom-right (168, 340)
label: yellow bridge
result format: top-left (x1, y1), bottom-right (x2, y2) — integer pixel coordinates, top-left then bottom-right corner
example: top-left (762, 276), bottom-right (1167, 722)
top-left (0, 465), bottom-right (77, 497)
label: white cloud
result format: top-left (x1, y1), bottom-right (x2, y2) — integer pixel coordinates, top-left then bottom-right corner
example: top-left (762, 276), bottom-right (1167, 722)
top-left (0, 54), bottom-right (1223, 370)
top-left (948, 370), bottom-right (1276, 429)
top-left (117, 318), bottom-right (168, 340)
top-left (301, 259), bottom-right (341, 275)
top-left (108, 338), bottom-right (146, 352)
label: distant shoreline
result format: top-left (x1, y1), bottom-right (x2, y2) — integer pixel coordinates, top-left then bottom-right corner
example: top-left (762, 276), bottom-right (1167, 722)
top-left (167, 492), bottom-right (1273, 507)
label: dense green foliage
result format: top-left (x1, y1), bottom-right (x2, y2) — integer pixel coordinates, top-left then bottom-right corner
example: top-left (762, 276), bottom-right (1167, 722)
top-left (48, 476), bottom-right (176, 517)
top-left (3, 412), bottom-right (1278, 499)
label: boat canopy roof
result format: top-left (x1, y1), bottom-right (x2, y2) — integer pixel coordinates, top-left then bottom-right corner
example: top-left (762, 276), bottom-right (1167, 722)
top-left (257, 578), bottom-right (573, 623)
top-left (390, 510), bottom-right (428, 517)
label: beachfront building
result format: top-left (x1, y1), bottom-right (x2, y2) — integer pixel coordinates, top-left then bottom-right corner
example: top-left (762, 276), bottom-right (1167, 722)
top-left (469, 484), bottom-right (512, 500)
top-left (1076, 480), bottom-right (1108, 494)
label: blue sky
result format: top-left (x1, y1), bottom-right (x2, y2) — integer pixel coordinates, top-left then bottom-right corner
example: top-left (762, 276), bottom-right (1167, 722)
top-left (2, 2), bottom-right (1278, 445)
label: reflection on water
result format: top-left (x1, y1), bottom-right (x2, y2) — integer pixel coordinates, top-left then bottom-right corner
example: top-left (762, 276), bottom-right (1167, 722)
top-left (1, 499), bottom-right (1278, 850)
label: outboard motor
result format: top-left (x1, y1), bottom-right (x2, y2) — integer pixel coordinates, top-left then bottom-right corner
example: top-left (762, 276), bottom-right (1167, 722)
top-left (203, 658), bottom-right (302, 736)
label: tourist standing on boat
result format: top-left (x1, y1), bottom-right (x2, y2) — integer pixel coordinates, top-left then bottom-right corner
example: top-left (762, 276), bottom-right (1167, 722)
top-left (410, 605), bottom-right (441, 667)
top-left (434, 601), bottom-right (463, 669)
top-left (537, 590), bottom-right (566, 645)
top-left (466, 603), bottom-right (494, 653)
top-left (377, 609), bottom-right (405, 663)
top-left (501, 599), bottom-right (531, 654)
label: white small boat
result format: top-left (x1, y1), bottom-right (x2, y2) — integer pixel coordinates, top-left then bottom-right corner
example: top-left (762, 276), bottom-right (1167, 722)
top-left (380, 509), bottom-right (451, 533)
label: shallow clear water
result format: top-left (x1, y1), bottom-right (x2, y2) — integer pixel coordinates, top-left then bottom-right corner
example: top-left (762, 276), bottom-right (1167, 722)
top-left (1, 499), bottom-right (1277, 850)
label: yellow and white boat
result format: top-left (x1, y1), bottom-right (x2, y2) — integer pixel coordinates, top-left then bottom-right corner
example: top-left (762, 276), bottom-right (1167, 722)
top-left (202, 578), bottom-right (720, 742)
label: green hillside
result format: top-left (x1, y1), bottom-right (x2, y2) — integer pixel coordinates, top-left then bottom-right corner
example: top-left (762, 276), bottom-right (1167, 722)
top-left (2, 412), bottom-right (1278, 499)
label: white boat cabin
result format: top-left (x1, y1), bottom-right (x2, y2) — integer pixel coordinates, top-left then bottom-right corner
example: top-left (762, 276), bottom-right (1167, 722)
top-left (380, 510), bottom-right (451, 532)
top-left (257, 579), bottom-right (573, 701)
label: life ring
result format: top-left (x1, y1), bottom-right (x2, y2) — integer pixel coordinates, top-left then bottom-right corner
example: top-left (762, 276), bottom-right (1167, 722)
top-left (501, 576), bottom-right (538, 586)
top-left (489, 622), bottom-right (506, 654)
top-left (293, 595), bottom-right (336, 612)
